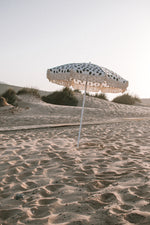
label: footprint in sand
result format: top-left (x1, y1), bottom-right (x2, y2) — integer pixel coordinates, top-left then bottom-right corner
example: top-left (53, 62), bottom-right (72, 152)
top-left (120, 204), bottom-right (133, 210)
top-left (31, 205), bottom-right (50, 218)
top-left (27, 178), bottom-right (37, 185)
top-left (120, 189), bottom-right (142, 203)
top-left (39, 187), bottom-right (52, 197)
top-left (85, 199), bottom-right (106, 209)
top-left (125, 213), bottom-right (146, 224)
top-left (85, 180), bottom-right (104, 192)
top-left (130, 185), bottom-right (150, 198)
top-left (46, 184), bottom-right (64, 192)
top-left (100, 192), bottom-right (117, 203)
top-left (0, 208), bottom-right (27, 223)
top-left (38, 198), bottom-right (57, 205)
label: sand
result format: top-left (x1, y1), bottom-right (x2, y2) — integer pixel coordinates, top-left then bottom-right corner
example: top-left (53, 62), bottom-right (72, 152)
top-left (0, 94), bottom-right (150, 225)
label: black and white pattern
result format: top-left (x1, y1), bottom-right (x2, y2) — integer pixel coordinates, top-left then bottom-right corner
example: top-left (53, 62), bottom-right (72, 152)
top-left (47, 63), bottom-right (128, 93)
top-left (49, 63), bottom-right (104, 76)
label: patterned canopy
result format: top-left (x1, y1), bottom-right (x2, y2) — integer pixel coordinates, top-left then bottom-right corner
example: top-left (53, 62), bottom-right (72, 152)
top-left (47, 63), bottom-right (128, 93)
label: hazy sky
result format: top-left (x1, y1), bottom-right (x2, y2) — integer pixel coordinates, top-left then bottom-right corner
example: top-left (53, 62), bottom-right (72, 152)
top-left (0, 0), bottom-right (150, 98)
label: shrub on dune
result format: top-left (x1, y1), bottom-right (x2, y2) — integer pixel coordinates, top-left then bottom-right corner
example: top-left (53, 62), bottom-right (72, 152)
top-left (17, 88), bottom-right (40, 98)
top-left (112, 94), bottom-right (141, 105)
top-left (94, 93), bottom-right (108, 101)
top-left (42, 87), bottom-right (78, 106)
top-left (74, 89), bottom-right (81, 93)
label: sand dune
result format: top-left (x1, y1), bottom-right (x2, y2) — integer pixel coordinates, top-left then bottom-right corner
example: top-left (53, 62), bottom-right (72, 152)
top-left (0, 82), bottom-right (50, 97)
top-left (0, 94), bottom-right (150, 224)
top-left (0, 94), bottom-right (150, 129)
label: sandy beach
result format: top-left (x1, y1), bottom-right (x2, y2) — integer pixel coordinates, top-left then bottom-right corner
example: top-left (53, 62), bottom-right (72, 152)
top-left (0, 95), bottom-right (150, 225)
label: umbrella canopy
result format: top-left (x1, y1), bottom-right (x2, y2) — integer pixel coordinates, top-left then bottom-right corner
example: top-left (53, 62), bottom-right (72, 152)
top-left (47, 63), bottom-right (128, 93)
top-left (47, 62), bottom-right (129, 147)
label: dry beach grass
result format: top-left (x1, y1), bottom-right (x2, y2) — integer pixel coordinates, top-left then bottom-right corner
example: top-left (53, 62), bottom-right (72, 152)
top-left (0, 94), bottom-right (150, 224)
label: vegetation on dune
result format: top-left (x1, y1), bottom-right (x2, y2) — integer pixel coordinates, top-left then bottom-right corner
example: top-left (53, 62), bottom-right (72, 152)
top-left (74, 90), bottom-right (108, 101)
top-left (1, 88), bottom-right (17, 105)
top-left (74, 89), bottom-right (81, 93)
top-left (0, 86), bottom-right (142, 108)
top-left (42, 87), bottom-right (78, 106)
top-left (112, 94), bottom-right (141, 105)
top-left (17, 88), bottom-right (40, 98)
top-left (1, 87), bottom-right (41, 106)
top-left (94, 93), bottom-right (108, 101)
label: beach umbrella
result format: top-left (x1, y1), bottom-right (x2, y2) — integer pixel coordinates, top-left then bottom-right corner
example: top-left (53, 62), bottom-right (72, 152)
top-left (47, 63), bottom-right (128, 147)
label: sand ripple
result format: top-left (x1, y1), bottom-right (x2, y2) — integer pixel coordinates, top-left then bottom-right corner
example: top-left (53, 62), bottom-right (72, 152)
top-left (0, 119), bottom-right (150, 224)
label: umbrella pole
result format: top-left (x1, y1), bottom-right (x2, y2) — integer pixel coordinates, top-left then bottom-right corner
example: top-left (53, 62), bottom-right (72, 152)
top-left (77, 78), bottom-right (88, 148)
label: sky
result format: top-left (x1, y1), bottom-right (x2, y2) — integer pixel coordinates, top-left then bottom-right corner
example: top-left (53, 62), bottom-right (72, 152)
top-left (0, 0), bottom-right (150, 99)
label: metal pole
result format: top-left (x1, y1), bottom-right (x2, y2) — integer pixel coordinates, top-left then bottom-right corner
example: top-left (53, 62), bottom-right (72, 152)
top-left (77, 77), bottom-right (88, 148)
